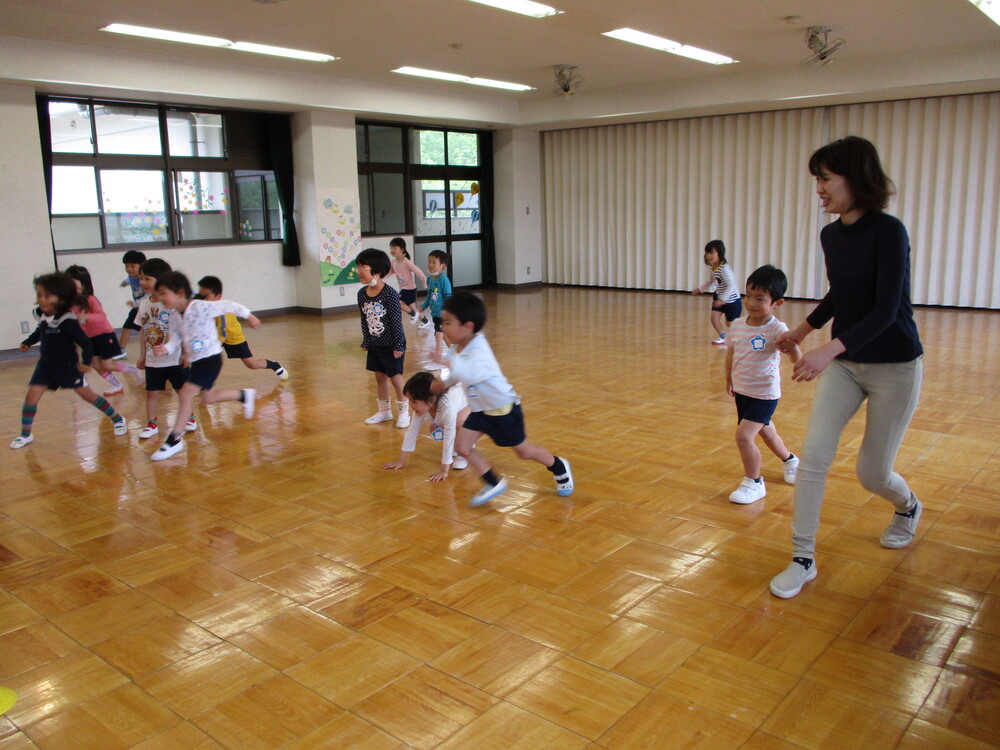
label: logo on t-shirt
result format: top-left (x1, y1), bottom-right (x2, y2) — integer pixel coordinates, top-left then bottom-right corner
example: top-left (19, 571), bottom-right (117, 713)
top-left (751, 334), bottom-right (766, 351)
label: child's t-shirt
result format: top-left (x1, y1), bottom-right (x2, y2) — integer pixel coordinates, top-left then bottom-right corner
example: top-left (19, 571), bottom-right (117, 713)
top-left (391, 257), bottom-right (427, 291)
top-left (214, 313), bottom-right (246, 345)
top-left (164, 299), bottom-right (252, 364)
top-left (125, 275), bottom-right (146, 304)
top-left (400, 385), bottom-right (468, 465)
top-left (444, 332), bottom-right (519, 413)
top-left (75, 295), bottom-right (115, 338)
top-left (698, 262), bottom-right (740, 304)
top-left (136, 296), bottom-right (181, 368)
top-left (421, 273), bottom-right (452, 318)
top-left (358, 285), bottom-right (406, 352)
top-left (728, 316), bottom-right (789, 400)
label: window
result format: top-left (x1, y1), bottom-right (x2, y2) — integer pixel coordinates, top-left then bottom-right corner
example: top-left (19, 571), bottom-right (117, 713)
top-left (43, 96), bottom-right (284, 251)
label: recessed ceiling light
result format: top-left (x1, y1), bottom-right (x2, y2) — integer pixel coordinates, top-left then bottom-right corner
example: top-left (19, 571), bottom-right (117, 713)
top-left (230, 42), bottom-right (337, 62)
top-left (101, 23), bottom-right (231, 48)
top-left (968, 0), bottom-right (1000, 26)
top-left (602, 27), bottom-right (737, 65)
top-left (466, 0), bottom-right (562, 18)
top-left (393, 67), bottom-right (534, 91)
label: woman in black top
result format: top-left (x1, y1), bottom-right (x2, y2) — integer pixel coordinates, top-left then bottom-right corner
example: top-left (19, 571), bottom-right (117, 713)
top-left (770, 136), bottom-right (923, 599)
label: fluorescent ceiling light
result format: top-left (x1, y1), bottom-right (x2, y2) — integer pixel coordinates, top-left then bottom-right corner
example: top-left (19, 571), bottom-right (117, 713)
top-left (229, 42), bottom-right (337, 62)
top-left (968, 0), bottom-right (1000, 25)
top-left (466, 0), bottom-right (563, 18)
top-left (467, 78), bottom-right (534, 91)
top-left (393, 67), bottom-right (534, 90)
top-left (101, 23), bottom-right (231, 48)
top-left (101, 24), bottom-right (335, 61)
top-left (602, 27), bottom-right (737, 65)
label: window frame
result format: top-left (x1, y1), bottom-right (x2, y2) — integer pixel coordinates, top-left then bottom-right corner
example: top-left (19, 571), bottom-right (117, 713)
top-left (43, 95), bottom-right (282, 253)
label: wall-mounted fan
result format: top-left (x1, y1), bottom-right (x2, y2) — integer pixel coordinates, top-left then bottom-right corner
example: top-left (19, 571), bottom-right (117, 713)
top-left (801, 26), bottom-right (845, 69)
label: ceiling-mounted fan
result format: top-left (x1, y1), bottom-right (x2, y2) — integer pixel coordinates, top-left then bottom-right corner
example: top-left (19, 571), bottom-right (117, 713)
top-left (801, 26), bottom-right (845, 69)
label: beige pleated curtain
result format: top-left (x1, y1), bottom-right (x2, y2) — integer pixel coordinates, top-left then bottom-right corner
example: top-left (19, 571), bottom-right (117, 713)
top-left (542, 92), bottom-right (1000, 309)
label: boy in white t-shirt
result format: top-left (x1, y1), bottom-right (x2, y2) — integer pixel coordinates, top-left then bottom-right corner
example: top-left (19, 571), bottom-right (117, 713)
top-left (725, 265), bottom-right (803, 504)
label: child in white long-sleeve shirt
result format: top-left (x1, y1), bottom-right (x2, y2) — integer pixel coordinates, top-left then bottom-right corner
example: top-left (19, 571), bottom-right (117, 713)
top-left (433, 291), bottom-right (573, 507)
top-left (150, 271), bottom-right (260, 461)
top-left (382, 372), bottom-right (470, 481)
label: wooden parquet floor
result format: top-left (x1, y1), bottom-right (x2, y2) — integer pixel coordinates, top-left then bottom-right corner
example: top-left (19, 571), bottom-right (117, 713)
top-left (1, 286), bottom-right (998, 749)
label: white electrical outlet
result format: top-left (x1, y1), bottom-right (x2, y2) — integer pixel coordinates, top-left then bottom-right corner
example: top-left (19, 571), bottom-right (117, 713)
top-left (20, 321), bottom-right (29, 334)
top-left (527, 266), bottom-right (531, 275)
top-left (340, 287), bottom-right (345, 296)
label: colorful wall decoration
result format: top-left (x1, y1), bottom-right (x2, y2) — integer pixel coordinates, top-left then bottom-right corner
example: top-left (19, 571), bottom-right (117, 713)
top-left (318, 191), bottom-right (362, 286)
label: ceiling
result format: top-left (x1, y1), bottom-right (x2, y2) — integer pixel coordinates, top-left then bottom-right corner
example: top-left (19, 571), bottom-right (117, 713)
top-left (1, 0), bottom-right (999, 126)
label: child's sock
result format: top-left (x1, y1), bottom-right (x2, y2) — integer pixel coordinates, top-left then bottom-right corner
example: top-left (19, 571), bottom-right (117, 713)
top-left (783, 453), bottom-right (796, 462)
top-left (265, 360), bottom-right (282, 372)
top-left (481, 469), bottom-right (500, 487)
top-left (547, 457), bottom-right (567, 475)
top-left (165, 433), bottom-right (181, 446)
top-left (105, 372), bottom-right (123, 389)
top-left (92, 396), bottom-right (120, 421)
top-left (21, 402), bottom-right (37, 437)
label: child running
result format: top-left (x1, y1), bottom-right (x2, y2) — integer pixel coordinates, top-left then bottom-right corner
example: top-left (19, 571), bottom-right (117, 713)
top-left (691, 239), bottom-right (742, 345)
top-left (11, 272), bottom-right (127, 449)
top-left (134, 258), bottom-right (196, 440)
top-left (725, 265), bottom-right (802, 504)
top-left (421, 250), bottom-right (453, 371)
top-left (356, 248), bottom-right (410, 429)
top-left (65, 265), bottom-right (139, 395)
top-left (433, 290), bottom-right (573, 507)
top-left (197, 276), bottom-right (288, 381)
top-left (118, 249), bottom-right (147, 353)
top-left (389, 237), bottom-right (430, 328)
top-left (149, 271), bottom-right (260, 461)
top-left (382, 372), bottom-right (470, 481)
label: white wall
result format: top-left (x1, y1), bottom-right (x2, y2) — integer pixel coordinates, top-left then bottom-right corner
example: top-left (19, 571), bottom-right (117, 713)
top-left (0, 83), bottom-right (62, 350)
top-left (494, 128), bottom-right (544, 286)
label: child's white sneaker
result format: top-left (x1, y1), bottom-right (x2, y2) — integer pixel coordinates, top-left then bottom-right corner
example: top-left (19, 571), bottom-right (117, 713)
top-left (729, 477), bottom-right (766, 504)
top-left (782, 454), bottom-right (799, 484)
top-left (275, 366), bottom-right (289, 381)
top-left (770, 558), bottom-right (817, 598)
top-left (553, 458), bottom-right (574, 496)
top-left (469, 477), bottom-right (509, 507)
top-left (395, 400), bottom-right (410, 429)
top-left (151, 438), bottom-right (185, 461)
top-left (242, 389), bottom-right (256, 419)
top-left (365, 399), bottom-right (393, 425)
top-left (139, 423), bottom-right (159, 439)
top-left (184, 418), bottom-right (198, 433)
top-left (113, 418), bottom-right (128, 436)
top-left (10, 434), bottom-right (33, 450)
top-left (711, 335), bottom-right (727, 346)
top-left (452, 455), bottom-right (468, 470)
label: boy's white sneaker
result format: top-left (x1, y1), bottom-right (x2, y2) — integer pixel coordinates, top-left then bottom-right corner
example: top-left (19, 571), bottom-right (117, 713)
top-left (469, 477), bottom-right (509, 507)
top-left (151, 438), bottom-right (184, 461)
top-left (770, 558), bottom-right (817, 598)
top-left (452, 455), bottom-right (469, 470)
top-left (729, 477), bottom-right (766, 504)
top-left (275, 366), bottom-right (289, 381)
top-left (553, 458), bottom-right (574, 496)
top-left (139, 423), bottom-right (159, 439)
top-left (242, 389), bottom-right (256, 419)
top-left (782, 455), bottom-right (800, 484)
top-left (881, 496), bottom-right (922, 549)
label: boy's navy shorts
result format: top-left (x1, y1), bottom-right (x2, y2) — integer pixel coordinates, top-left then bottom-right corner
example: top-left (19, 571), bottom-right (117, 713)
top-left (735, 393), bottom-right (778, 426)
top-left (188, 354), bottom-right (223, 390)
top-left (366, 348), bottom-right (404, 377)
top-left (145, 364), bottom-right (189, 392)
top-left (432, 316), bottom-right (443, 333)
top-left (462, 403), bottom-right (527, 447)
top-left (714, 298), bottom-right (743, 322)
top-left (223, 341), bottom-right (253, 359)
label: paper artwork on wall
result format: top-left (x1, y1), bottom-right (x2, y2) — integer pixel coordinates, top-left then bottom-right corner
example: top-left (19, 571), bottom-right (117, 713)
top-left (318, 192), bottom-right (362, 286)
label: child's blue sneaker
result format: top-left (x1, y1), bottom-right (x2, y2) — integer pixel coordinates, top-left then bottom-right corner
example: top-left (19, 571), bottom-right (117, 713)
top-left (554, 458), bottom-right (574, 496)
top-left (469, 477), bottom-right (508, 507)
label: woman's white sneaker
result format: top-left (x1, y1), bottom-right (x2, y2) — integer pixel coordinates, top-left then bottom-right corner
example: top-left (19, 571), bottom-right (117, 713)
top-left (770, 558), bottom-right (817, 598)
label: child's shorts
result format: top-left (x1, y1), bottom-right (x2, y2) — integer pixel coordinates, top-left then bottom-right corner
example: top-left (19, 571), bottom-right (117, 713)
top-left (366, 348), bottom-right (404, 377)
top-left (714, 298), bottom-right (743, 322)
top-left (399, 288), bottom-right (417, 305)
top-left (223, 341), bottom-right (253, 359)
top-left (432, 316), bottom-right (443, 333)
top-left (145, 364), bottom-right (189, 392)
top-left (462, 403), bottom-right (527, 447)
top-left (30, 362), bottom-right (85, 390)
top-left (735, 393), bottom-right (778, 426)
top-left (89, 332), bottom-right (122, 359)
top-left (188, 354), bottom-right (223, 390)
top-left (123, 306), bottom-right (141, 332)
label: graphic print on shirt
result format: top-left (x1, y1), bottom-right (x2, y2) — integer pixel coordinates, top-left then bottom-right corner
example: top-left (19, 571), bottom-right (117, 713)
top-left (362, 300), bottom-right (387, 338)
top-left (431, 424), bottom-right (444, 441)
top-left (142, 305), bottom-right (170, 347)
top-left (751, 334), bottom-right (766, 351)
